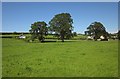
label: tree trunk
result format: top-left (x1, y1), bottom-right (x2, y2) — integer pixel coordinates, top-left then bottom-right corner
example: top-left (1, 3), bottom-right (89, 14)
top-left (62, 39), bottom-right (64, 42)
top-left (60, 30), bottom-right (65, 42)
top-left (94, 31), bottom-right (97, 41)
top-left (94, 38), bottom-right (97, 41)
top-left (61, 34), bottom-right (64, 42)
top-left (38, 34), bottom-right (44, 42)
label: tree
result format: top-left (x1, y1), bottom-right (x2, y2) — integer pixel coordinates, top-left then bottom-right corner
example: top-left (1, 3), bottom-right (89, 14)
top-left (49, 13), bottom-right (73, 42)
top-left (87, 21), bottom-right (108, 41)
top-left (73, 32), bottom-right (77, 36)
top-left (13, 31), bottom-right (17, 34)
top-left (29, 21), bottom-right (47, 42)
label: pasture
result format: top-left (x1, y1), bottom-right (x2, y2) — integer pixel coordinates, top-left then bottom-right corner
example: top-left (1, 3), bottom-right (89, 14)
top-left (2, 38), bottom-right (118, 77)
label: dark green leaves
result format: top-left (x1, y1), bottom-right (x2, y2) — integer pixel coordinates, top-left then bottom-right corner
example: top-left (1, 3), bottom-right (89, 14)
top-left (87, 21), bottom-right (108, 40)
top-left (49, 13), bottom-right (73, 42)
top-left (29, 21), bottom-right (47, 42)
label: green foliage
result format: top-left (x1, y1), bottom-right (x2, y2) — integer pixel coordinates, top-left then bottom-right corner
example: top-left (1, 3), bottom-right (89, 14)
top-left (2, 38), bottom-right (118, 77)
top-left (13, 31), bottom-right (17, 35)
top-left (73, 32), bottom-right (77, 36)
top-left (29, 21), bottom-right (47, 42)
top-left (49, 13), bottom-right (73, 42)
top-left (87, 21), bottom-right (108, 40)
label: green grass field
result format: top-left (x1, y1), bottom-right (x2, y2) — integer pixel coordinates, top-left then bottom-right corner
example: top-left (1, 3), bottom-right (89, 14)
top-left (2, 38), bottom-right (118, 77)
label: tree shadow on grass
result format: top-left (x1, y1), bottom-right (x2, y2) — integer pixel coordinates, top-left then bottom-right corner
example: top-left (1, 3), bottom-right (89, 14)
top-left (27, 39), bottom-right (81, 43)
top-left (41, 40), bottom-right (57, 43)
top-left (41, 40), bottom-right (80, 43)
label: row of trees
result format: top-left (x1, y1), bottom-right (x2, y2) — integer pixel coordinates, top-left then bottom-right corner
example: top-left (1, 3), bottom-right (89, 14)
top-left (29, 13), bottom-right (73, 42)
top-left (29, 12), bottom-right (116, 42)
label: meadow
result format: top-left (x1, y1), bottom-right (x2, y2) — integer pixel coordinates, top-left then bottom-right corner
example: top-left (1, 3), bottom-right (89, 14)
top-left (2, 38), bottom-right (118, 77)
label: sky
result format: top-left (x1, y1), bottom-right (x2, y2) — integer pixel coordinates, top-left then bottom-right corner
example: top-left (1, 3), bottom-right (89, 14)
top-left (2, 2), bottom-right (118, 34)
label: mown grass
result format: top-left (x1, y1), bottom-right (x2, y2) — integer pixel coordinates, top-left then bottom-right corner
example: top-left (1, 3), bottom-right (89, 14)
top-left (2, 38), bottom-right (118, 77)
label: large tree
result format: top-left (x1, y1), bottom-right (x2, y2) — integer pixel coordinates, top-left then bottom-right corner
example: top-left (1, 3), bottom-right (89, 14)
top-left (49, 13), bottom-right (73, 42)
top-left (29, 21), bottom-right (47, 42)
top-left (87, 21), bottom-right (108, 41)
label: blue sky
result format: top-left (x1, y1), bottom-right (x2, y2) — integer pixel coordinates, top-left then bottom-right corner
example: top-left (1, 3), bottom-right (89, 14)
top-left (2, 2), bottom-right (118, 33)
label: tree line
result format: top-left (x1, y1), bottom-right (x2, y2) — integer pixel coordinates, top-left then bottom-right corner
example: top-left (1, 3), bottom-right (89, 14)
top-left (29, 12), bottom-right (119, 42)
top-left (29, 13), bottom-right (74, 42)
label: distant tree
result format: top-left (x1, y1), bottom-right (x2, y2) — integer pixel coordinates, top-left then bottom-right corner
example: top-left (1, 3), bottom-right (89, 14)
top-left (13, 31), bottom-right (17, 35)
top-left (29, 21), bottom-right (47, 42)
top-left (49, 13), bottom-right (73, 42)
top-left (87, 21), bottom-right (108, 41)
top-left (73, 32), bottom-right (77, 36)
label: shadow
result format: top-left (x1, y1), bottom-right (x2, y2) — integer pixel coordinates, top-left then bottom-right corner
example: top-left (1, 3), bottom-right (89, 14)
top-left (26, 39), bottom-right (82, 43)
top-left (41, 40), bottom-right (57, 43)
top-left (42, 40), bottom-right (82, 43)
top-left (61, 40), bottom-right (83, 43)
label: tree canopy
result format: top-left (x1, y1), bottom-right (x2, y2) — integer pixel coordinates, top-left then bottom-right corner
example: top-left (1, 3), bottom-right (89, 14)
top-left (49, 13), bottom-right (73, 42)
top-left (29, 21), bottom-right (47, 42)
top-left (86, 21), bottom-right (108, 41)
